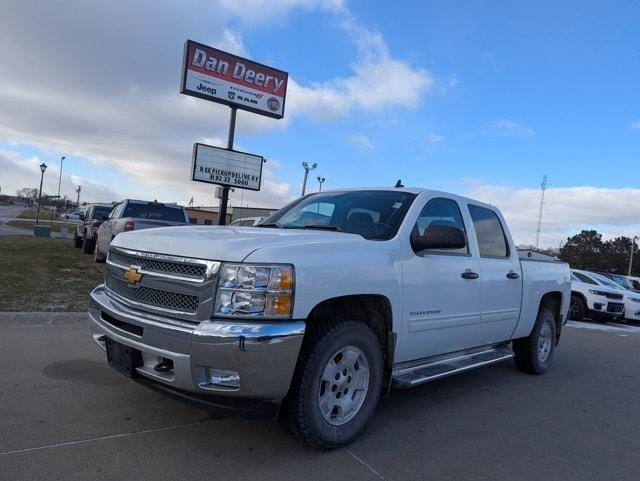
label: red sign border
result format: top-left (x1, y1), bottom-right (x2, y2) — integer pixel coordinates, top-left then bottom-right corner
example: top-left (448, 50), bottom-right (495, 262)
top-left (180, 39), bottom-right (288, 120)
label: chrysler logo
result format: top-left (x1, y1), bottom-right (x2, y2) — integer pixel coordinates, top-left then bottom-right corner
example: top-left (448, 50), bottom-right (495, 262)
top-left (123, 266), bottom-right (143, 285)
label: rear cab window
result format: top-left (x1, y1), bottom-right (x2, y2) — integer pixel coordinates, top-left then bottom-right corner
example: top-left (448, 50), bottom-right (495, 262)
top-left (123, 201), bottom-right (186, 222)
top-left (468, 204), bottom-right (510, 258)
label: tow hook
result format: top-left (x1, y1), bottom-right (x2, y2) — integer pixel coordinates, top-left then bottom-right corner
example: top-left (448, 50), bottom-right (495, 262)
top-left (154, 359), bottom-right (174, 372)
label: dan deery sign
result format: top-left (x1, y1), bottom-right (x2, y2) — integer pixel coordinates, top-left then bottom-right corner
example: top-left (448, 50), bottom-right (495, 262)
top-left (181, 40), bottom-right (288, 119)
top-left (192, 143), bottom-right (264, 191)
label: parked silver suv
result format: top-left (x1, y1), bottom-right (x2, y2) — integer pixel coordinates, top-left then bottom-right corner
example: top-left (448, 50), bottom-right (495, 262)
top-left (94, 199), bottom-right (188, 262)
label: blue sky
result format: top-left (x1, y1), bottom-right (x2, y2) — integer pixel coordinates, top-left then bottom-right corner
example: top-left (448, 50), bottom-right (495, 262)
top-left (1, 0), bottom-right (639, 246)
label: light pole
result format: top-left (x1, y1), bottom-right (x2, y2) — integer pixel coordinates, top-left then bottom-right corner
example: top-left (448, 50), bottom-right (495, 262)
top-left (301, 162), bottom-right (317, 196)
top-left (317, 176), bottom-right (326, 191)
top-left (35, 163), bottom-right (47, 225)
top-left (75, 185), bottom-right (81, 209)
top-left (628, 235), bottom-right (639, 276)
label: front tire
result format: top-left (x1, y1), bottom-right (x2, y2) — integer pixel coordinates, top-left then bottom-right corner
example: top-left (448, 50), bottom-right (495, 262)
top-left (284, 319), bottom-right (383, 450)
top-left (73, 232), bottom-right (82, 248)
top-left (513, 308), bottom-right (557, 375)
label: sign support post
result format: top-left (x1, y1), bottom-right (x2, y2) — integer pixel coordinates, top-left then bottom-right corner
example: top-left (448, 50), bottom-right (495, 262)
top-left (218, 106), bottom-right (237, 225)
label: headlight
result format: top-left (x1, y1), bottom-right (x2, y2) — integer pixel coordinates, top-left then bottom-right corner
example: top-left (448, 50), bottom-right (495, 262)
top-left (629, 297), bottom-right (640, 303)
top-left (588, 289), bottom-right (610, 297)
top-left (214, 263), bottom-right (294, 318)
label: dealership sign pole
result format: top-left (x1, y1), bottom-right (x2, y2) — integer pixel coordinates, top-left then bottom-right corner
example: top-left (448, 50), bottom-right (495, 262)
top-left (180, 40), bottom-right (288, 224)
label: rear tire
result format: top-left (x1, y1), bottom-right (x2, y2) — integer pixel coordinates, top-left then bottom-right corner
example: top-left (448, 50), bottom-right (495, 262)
top-left (568, 294), bottom-right (586, 321)
top-left (82, 234), bottom-right (94, 254)
top-left (513, 308), bottom-right (557, 375)
top-left (284, 319), bottom-right (383, 450)
top-left (94, 239), bottom-right (106, 263)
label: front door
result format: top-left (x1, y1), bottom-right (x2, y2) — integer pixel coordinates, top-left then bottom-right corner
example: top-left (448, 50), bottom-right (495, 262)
top-left (400, 197), bottom-right (482, 363)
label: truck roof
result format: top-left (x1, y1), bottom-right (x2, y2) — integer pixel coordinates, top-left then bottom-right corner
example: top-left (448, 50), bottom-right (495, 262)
top-left (314, 187), bottom-right (499, 211)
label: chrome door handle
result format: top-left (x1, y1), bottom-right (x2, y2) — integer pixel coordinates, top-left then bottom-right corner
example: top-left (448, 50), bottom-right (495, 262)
top-left (461, 271), bottom-right (479, 280)
top-left (506, 271), bottom-right (520, 279)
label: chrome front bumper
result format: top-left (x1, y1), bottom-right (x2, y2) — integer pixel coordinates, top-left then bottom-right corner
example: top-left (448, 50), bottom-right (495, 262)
top-left (88, 285), bottom-right (305, 403)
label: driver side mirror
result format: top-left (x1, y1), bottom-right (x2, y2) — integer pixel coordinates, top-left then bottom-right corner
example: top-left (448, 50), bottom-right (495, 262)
top-left (411, 225), bottom-right (467, 252)
top-left (79, 214), bottom-right (85, 221)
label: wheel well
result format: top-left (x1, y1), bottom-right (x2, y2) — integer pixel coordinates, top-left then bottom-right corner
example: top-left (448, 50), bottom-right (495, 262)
top-left (307, 294), bottom-right (394, 376)
top-left (539, 292), bottom-right (563, 343)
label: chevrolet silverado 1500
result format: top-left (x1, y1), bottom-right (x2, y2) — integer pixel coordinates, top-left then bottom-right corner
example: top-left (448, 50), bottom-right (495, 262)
top-left (88, 188), bottom-right (571, 449)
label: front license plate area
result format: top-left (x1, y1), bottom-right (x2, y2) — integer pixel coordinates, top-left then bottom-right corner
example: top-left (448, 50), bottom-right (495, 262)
top-left (106, 338), bottom-right (142, 378)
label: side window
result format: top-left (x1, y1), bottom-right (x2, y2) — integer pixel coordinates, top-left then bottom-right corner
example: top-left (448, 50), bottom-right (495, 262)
top-left (108, 204), bottom-right (120, 219)
top-left (468, 205), bottom-right (509, 258)
top-left (414, 198), bottom-right (468, 254)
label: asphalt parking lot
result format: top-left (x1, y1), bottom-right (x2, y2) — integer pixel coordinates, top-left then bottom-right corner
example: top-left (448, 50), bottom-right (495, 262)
top-left (2, 314), bottom-right (640, 481)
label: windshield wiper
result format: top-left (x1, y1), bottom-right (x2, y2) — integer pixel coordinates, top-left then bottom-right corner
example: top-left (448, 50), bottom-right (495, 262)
top-left (257, 222), bottom-right (281, 228)
top-left (299, 224), bottom-right (344, 232)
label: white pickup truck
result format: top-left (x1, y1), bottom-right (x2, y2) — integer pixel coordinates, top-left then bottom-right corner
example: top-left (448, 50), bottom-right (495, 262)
top-left (87, 188), bottom-right (571, 449)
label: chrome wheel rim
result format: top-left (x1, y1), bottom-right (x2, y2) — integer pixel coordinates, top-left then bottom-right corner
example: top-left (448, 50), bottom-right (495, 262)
top-left (538, 321), bottom-right (552, 363)
top-left (318, 345), bottom-right (369, 426)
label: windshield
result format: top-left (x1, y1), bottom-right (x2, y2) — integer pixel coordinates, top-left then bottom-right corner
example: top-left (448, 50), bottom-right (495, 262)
top-left (611, 275), bottom-right (633, 289)
top-left (93, 205), bottom-right (112, 219)
top-left (123, 202), bottom-right (186, 222)
top-left (262, 190), bottom-right (416, 240)
top-left (592, 273), bottom-right (623, 289)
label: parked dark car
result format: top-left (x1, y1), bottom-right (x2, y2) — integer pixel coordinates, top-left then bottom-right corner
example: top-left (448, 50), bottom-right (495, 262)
top-left (74, 203), bottom-right (114, 253)
top-left (94, 199), bottom-right (189, 262)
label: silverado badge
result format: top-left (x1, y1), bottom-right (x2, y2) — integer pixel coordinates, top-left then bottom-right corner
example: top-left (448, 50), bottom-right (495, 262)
top-left (124, 266), bottom-right (143, 285)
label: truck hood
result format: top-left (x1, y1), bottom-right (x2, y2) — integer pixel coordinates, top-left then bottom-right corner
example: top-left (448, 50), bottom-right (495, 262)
top-left (110, 225), bottom-right (365, 262)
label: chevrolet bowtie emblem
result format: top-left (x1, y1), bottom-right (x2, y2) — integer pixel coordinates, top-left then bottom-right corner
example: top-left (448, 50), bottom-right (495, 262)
top-left (124, 266), bottom-right (143, 285)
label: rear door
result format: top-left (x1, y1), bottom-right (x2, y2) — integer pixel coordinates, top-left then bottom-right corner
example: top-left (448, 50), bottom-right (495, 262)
top-left (467, 204), bottom-right (522, 345)
top-left (400, 196), bottom-right (481, 362)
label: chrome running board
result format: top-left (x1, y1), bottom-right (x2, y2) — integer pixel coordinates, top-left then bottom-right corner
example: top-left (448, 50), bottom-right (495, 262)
top-left (392, 345), bottom-right (514, 388)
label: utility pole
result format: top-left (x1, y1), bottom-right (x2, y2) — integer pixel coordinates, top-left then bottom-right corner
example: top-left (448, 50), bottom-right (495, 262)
top-left (628, 235), bottom-right (639, 276)
top-left (317, 176), bottom-right (326, 191)
top-left (75, 185), bottom-right (81, 208)
top-left (301, 162), bottom-right (317, 196)
top-left (535, 175), bottom-right (548, 248)
top-left (57, 156), bottom-right (65, 203)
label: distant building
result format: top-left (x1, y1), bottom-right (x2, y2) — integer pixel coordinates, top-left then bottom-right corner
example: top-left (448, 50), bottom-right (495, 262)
top-left (185, 206), bottom-right (278, 225)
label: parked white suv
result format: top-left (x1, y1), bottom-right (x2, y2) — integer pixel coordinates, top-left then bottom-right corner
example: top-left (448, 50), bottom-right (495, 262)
top-left (569, 269), bottom-right (625, 321)
top-left (590, 272), bottom-right (640, 323)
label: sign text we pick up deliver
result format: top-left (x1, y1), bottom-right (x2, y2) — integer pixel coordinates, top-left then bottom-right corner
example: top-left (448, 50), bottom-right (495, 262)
top-left (180, 40), bottom-right (288, 119)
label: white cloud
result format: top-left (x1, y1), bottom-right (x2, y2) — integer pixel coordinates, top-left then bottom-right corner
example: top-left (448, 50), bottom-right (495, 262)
top-left (216, 0), bottom-right (345, 25)
top-left (286, 12), bottom-right (432, 121)
top-left (348, 132), bottom-right (375, 150)
top-left (0, 0), bottom-right (434, 209)
top-left (0, 151), bottom-right (121, 204)
top-left (630, 120), bottom-right (640, 131)
top-left (483, 119), bottom-right (534, 137)
top-left (426, 133), bottom-right (445, 145)
top-left (466, 183), bottom-right (640, 248)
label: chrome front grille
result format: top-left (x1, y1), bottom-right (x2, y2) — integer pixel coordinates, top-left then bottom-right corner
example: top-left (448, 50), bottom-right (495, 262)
top-left (104, 247), bottom-right (220, 320)
top-left (108, 249), bottom-right (208, 280)
top-left (106, 275), bottom-right (200, 313)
